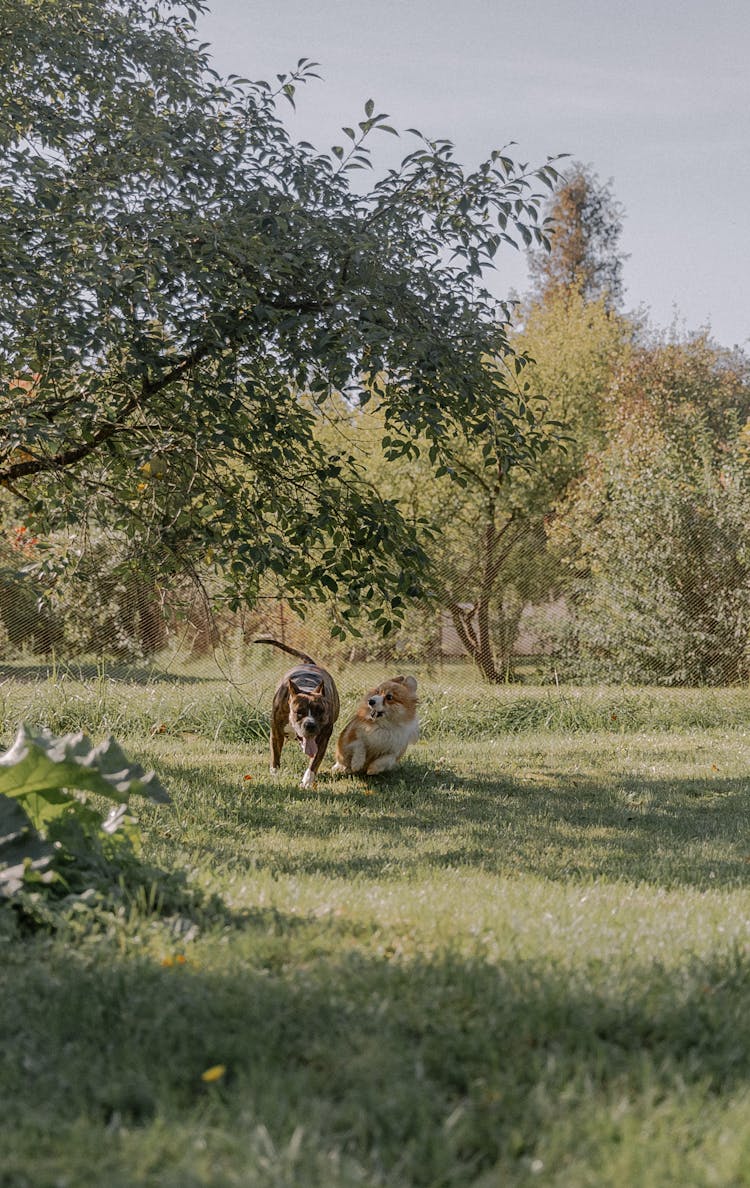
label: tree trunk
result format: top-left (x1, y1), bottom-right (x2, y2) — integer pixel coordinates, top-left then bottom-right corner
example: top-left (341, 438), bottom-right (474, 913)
top-left (449, 598), bottom-right (501, 684)
top-left (136, 578), bottom-right (168, 656)
top-left (445, 489), bottom-right (526, 682)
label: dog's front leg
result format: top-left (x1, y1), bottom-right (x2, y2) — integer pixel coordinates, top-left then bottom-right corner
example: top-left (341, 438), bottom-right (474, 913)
top-left (300, 723), bottom-right (333, 789)
top-left (270, 719), bottom-right (285, 775)
top-left (340, 739), bottom-right (367, 774)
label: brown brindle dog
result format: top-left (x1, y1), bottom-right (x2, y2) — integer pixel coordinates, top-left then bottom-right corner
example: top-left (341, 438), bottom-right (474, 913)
top-left (253, 638), bottom-right (340, 789)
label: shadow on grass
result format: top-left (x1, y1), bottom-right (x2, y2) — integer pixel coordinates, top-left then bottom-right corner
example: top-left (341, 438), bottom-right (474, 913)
top-left (3, 922), bottom-right (750, 1187)
top-left (150, 754), bottom-right (750, 891)
top-left (0, 662), bottom-right (209, 685)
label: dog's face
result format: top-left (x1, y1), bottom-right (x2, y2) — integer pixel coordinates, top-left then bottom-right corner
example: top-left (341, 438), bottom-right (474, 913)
top-left (361, 675), bottom-right (418, 724)
top-left (287, 678), bottom-right (328, 755)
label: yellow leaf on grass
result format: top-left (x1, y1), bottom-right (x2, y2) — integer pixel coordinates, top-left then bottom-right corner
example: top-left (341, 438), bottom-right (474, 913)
top-left (201, 1064), bottom-right (226, 1083)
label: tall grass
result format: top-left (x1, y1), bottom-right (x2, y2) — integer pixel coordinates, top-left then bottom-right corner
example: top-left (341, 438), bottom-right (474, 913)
top-left (2, 661), bottom-right (749, 745)
top-left (0, 672), bottom-right (270, 744)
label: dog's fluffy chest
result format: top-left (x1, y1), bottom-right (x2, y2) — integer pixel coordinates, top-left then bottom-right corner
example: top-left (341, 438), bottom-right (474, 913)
top-left (361, 714), bottom-right (419, 755)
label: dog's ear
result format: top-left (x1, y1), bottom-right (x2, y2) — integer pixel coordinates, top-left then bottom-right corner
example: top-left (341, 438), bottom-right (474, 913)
top-left (288, 677), bottom-right (301, 696)
top-left (311, 679), bottom-right (325, 696)
top-left (393, 675), bottom-right (417, 693)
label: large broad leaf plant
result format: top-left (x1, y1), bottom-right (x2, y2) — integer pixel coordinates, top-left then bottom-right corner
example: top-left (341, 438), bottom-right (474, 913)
top-left (0, 724), bottom-right (168, 908)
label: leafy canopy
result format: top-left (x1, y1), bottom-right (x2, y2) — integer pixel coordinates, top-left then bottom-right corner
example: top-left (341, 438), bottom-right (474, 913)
top-left (0, 0), bottom-right (561, 627)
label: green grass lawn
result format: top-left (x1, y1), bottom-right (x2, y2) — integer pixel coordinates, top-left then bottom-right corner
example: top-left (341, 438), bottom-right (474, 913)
top-left (3, 670), bottom-right (750, 1186)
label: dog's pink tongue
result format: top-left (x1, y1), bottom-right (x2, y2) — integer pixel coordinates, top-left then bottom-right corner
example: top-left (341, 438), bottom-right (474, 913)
top-left (302, 737), bottom-right (318, 758)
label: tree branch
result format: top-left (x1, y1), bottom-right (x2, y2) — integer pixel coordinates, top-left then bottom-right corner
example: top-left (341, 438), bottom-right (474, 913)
top-left (447, 600), bottom-right (478, 656)
top-left (0, 335), bottom-right (220, 486)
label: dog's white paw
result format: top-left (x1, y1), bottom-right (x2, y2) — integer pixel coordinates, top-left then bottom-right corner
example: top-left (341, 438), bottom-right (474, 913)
top-left (300, 768), bottom-right (315, 789)
top-left (331, 762), bottom-right (347, 774)
top-left (270, 766), bottom-right (280, 777)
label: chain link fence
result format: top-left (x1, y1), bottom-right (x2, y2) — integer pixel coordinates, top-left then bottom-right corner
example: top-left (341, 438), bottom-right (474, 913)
top-left (3, 516), bottom-right (749, 696)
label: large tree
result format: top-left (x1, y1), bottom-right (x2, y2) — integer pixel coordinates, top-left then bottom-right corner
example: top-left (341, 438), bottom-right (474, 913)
top-left (314, 391), bottom-right (561, 681)
top-left (0, 0), bottom-right (561, 634)
top-left (340, 292), bottom-right (633, 682)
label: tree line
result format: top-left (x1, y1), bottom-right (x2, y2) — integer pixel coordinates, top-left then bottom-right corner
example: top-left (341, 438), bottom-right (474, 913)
top-left (315, 166), bottom-right (750, 685)
top-left (2, 1), bottom-right (748, 685)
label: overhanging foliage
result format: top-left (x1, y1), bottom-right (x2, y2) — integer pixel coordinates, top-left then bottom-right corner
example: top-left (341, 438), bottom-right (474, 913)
top-left (0, 0), bottom-right (562, 627)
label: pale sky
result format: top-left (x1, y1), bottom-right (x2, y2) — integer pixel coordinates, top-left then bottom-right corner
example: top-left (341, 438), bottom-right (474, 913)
top-left (197, 0), bottom-right (750, 348)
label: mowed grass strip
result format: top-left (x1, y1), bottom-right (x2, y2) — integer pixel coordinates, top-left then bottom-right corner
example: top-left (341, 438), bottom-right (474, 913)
top-left (2, 676), bottom-right (750, 1186)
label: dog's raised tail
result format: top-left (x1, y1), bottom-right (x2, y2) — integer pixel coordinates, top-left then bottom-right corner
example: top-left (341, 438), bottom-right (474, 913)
top-left (252, 637), bottom-right (317, 666)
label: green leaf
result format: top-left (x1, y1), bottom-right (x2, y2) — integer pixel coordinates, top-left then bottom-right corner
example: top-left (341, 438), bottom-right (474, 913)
top-left (0, 725), bottom-right (170, 806)
top-left (0, 794), bottom-right (56, 897)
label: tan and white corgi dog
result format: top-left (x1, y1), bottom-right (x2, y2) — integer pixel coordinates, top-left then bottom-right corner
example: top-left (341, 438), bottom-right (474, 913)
top-left (333, 675), bottom-right (419, 776)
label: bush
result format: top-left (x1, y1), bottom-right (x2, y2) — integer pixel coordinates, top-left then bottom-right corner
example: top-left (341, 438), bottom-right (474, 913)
top-left (551, 337), bottom-right (750, 684)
